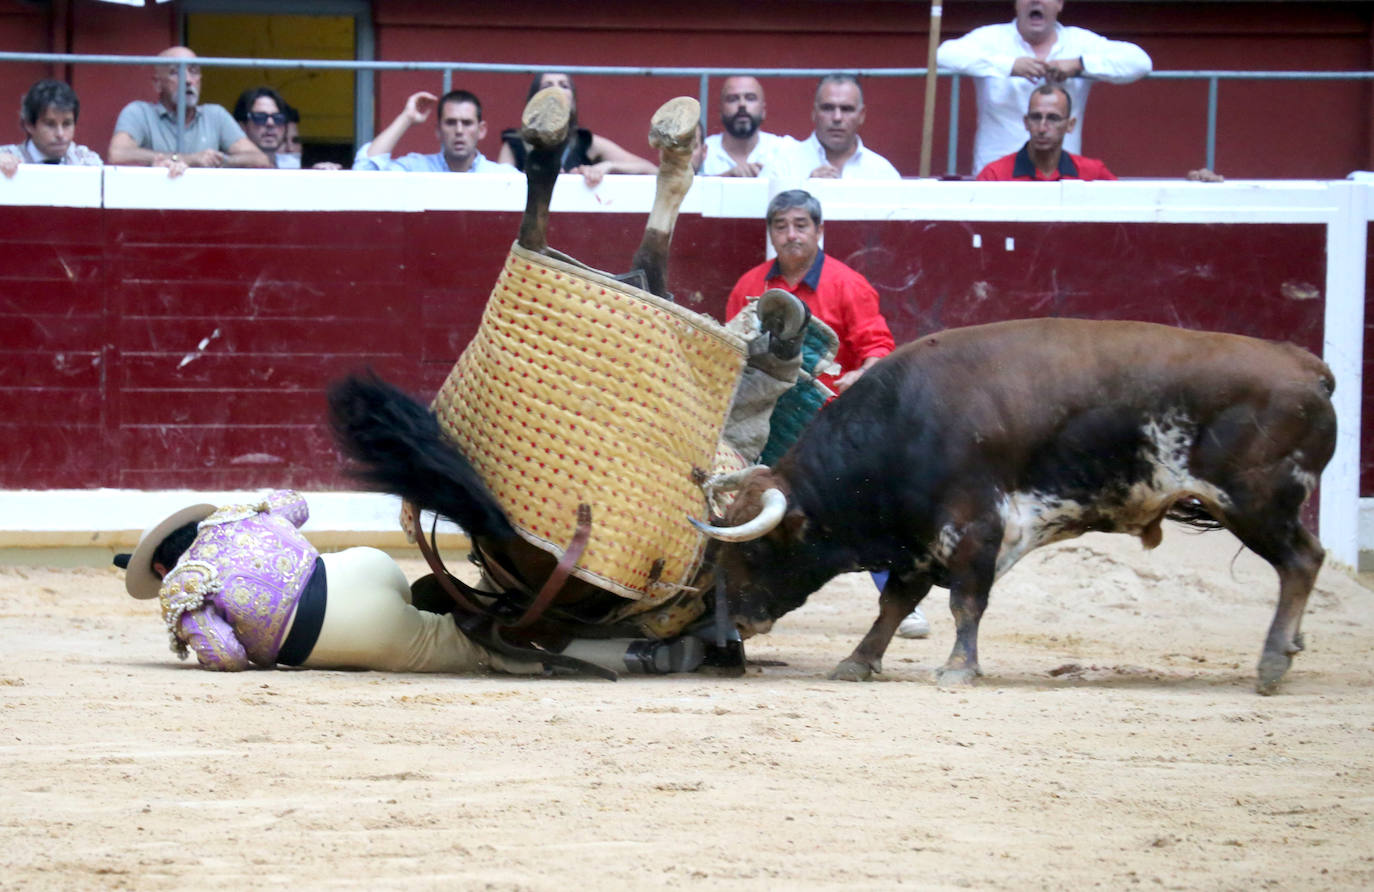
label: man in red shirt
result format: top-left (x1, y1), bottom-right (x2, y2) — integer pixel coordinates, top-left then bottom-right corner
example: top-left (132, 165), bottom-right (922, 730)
top-left (725, 189), bottom-right (894, 394)
top-left (976, 84), bottom-right (1115, 181)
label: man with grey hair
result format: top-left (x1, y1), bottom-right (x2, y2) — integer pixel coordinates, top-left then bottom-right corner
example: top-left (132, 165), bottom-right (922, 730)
top-left (726, 189), bottom-right (893, 394)
top-left (724, 188), bottom-right (920, 632)
top-left (108, 46), bottom-right (270, 175)
top-left (780, 74), bottom-right (900, 180)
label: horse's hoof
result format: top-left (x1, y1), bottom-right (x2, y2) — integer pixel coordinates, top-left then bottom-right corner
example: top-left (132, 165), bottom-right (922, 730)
top-left (935, 666), bottom-right (978, 687)
top-left (829, 659), bottom-right (874, 682)
top-left (1256, 651), bottom-right (1292, 695)
top-left (757, 289), bottom-right (810, 361)
top-left (520, 87), bottom-right (571, 150)
top-left (648, 96), bottom-right (700, 153)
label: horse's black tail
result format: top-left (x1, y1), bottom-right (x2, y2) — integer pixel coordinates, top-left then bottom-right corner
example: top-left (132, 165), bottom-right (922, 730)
top-left (326, 370), bottom-right (515, 541)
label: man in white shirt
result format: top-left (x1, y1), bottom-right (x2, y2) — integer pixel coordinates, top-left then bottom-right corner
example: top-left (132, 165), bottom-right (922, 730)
top-left (781, 74), bottom-right (901, 180)
top-left (700, 75), bottom-right (792, 177)
top-left (937, 0), bottom-right (1151, 177)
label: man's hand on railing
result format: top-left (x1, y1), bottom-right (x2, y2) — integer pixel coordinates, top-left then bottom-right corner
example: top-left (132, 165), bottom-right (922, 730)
top-left (151, 152), bottom-right (190, 178)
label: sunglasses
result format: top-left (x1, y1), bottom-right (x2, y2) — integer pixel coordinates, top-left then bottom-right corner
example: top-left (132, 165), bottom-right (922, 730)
top-left (247, 111), bottom-right (287, 126)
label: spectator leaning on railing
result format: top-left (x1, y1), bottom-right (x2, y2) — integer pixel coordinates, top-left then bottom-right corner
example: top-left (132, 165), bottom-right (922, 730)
top-left (775, 74), bottom-right (901, 180)
top-left (937, 0), bottom-right (1151, 178)
top-left (0, 78), bottom-right (101, 178)
top-left (107, 46), bottom-right (271, 177)
top-left (353, 88), bottom-right (516, 173)
top-left (700, 75), bottom-right (792, 178)
top-left (233, 86), bottom-right (342, 171)
top-left (975, 84), bottom-right (1115, 181)
top-left (497, 72), bottom-right (658, 188)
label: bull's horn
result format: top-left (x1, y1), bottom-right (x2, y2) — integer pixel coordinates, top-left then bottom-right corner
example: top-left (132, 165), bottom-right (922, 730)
top-left (689, 487), bottom-right (787, 542)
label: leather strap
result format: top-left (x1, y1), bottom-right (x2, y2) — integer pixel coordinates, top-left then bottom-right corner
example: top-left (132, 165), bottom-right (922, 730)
top-left (512, 504), bottom-right (592, 628)
top-left (414, 506), bottom-right (592, 632)
top-left (415, 516), bottom-right (494, 617)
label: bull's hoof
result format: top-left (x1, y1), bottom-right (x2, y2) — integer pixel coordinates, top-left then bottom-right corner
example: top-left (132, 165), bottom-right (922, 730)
top-left (829, 659), bottom-right (875, 682)
top-left (935, 666), bottom-right (979, 687)
top-left (520, 86), bottom-right (572, 150)
top-left (1256, 651), bottom-right (1293, 695)
top-left (648, 96), bottom-right (700, 154)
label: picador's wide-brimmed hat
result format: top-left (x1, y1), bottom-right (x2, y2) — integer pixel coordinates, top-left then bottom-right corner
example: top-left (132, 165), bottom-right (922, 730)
top-left (113, 503), bottom-right (215, 599)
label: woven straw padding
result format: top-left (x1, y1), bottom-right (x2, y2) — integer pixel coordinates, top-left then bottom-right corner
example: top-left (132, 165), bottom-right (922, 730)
top-left (433, 242), bottom-right (747, 603)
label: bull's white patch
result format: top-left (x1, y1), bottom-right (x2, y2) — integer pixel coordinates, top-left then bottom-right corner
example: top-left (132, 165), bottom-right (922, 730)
top-left (992, 415), bottom-right (1233, 579)
top-left (994, 491), bottom-right (1088, 577)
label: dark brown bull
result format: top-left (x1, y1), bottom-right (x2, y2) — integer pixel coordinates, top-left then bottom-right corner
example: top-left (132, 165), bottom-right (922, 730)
top-left (694, 318), bottom-right (1337, 694)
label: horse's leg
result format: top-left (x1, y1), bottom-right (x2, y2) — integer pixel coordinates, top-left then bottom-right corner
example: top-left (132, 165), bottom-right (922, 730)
top-left (629, 96), bottom-right (700, 299)
top-left (517, 86), bottom-right (572, 254)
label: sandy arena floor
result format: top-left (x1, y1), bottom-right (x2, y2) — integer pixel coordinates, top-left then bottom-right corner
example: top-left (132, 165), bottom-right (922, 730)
top-left (1, 528), bottom-right (1371, 890)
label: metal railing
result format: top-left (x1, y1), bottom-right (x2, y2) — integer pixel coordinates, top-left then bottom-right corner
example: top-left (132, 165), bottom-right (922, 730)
top-left (3, 51), bottom-right (1373, 174)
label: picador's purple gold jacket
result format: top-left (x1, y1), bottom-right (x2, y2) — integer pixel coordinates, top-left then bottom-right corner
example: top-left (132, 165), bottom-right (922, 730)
top-left (158, 490), bottom-right (317, 671)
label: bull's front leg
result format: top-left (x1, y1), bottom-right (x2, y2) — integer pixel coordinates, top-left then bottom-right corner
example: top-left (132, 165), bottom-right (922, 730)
top-left (517, 86), bottom-right (573, 255)
top-left (935, 526), bottom-right (1000, 687)
top-left (629, 96), bottom-right (700, 299)
top-left (830, 575), bottom-right (932, 682)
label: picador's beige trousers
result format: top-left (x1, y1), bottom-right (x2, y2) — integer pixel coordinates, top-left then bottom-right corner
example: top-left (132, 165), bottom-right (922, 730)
top-left (303, 547), bottom-right (537, 674)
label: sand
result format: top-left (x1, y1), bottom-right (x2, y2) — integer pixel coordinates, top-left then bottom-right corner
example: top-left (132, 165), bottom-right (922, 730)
top-left (1, 528), bottom-right (1372, 890)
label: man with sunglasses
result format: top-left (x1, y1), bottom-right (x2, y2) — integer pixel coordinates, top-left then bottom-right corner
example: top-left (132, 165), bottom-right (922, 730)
top-left (232, 86), bottom-right (290, 164)
top-left (975, 85), bottom-right (1114, 181)
top-left (108, 46), bottom-right (270, 175)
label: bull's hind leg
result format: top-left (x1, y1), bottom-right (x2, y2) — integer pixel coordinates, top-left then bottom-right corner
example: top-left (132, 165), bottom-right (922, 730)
top-left (517, 87), bottom-right (573, 254)
top-left (1215, 471), bottom-right (1326, 694)
top-left (629, 96), bottom-right (700, 299)
top-left (831, 575), bottom-right (932, 682)
top-left (1233, 517), bottom-right (1324, 695)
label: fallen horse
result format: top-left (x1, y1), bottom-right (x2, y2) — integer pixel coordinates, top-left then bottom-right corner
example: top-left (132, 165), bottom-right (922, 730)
top-left (330, 87), bottom-right (824, 678)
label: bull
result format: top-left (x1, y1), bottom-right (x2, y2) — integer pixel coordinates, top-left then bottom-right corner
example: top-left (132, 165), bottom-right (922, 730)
top-left (693, 318), bottom-right (1337, 694)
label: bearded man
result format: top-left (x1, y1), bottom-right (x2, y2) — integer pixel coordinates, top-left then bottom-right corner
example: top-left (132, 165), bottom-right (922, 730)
top-left (700, 75), bottom-right (793, 178)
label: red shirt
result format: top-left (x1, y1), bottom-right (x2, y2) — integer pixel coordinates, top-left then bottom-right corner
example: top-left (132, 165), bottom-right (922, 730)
top-left (726, 251), bottom-right (895, 392)
top-left (976, 144), bottom-right (1116, 181)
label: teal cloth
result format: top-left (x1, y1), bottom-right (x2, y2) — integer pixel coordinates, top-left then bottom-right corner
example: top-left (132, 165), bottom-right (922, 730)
top-left (759, 318), bottom-right (839, 466)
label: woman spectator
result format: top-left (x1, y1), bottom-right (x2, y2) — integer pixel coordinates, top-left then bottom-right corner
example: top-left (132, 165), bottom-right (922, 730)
top-left (498, 71), bottom-right (656, 187)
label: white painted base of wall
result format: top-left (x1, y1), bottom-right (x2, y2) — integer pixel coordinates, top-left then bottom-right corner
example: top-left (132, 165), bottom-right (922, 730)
top-left (0, 489), bottom-right (464, 552)
top-left (1359, 498), bottom-right (1374, 571)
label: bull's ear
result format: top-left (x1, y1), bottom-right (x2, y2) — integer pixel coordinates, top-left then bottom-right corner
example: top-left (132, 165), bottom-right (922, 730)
top-left (782, 508), bottom-right (808, 541)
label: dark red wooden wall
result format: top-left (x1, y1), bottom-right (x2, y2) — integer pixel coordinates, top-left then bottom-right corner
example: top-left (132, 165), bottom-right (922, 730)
top-left (0, 201), bottom-right (1330, 492)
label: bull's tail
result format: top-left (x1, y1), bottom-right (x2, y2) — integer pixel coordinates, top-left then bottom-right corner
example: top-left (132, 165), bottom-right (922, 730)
top-left (327, 371), bottom-right (516, 541)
